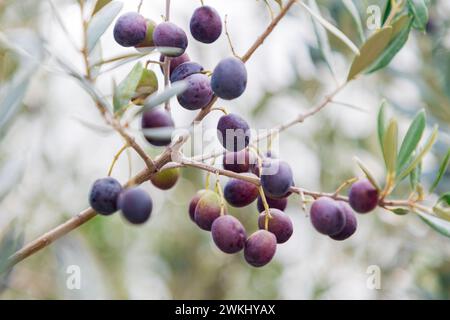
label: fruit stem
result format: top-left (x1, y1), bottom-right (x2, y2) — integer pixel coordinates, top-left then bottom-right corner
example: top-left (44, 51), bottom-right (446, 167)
top-left (107, 144), bottom-right (130, 177)
top-left (137, 0), bottom-right (144, 13)
top-left (210, 107), bottom-right (228, 115)
top-left (224, 15), bottom-right (239, 58)
top-left (333, 177), bottom-right (358, 197)
top-left (214, 172), bottom-right (226, 216)
top-left (204, 156), bottom-right (216, 190)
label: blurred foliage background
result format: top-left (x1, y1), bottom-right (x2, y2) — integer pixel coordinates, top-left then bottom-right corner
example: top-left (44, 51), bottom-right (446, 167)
top-left (0, 0), bottom-right (450, 299)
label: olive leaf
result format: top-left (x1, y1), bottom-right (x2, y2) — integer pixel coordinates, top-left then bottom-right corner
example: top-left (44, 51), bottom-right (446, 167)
top-left (342, 0), bottom-right (365, 43)
top-left (432, 193), bottom-right (450, 221)
top-left (429, 148), bottom-right (450, 193)
top-left (390, 208), bottom-right (410, 215)
top-left (407, 0), bottom-right (429, 31)
top-left (396, 109), bottom-right (426, 172)
top-left (354, 157), bottom-right (381, 190)
top-left (142, 81), bottom-right (188, 112)
top-left (383, 118), bottom-right (399, 179)
top-left (113, 62), bottom-right (144, 114)
top-left (92, 0), bottom-right (112, 16)
top-left (417, 211), bottom-right (450, 238)
top-left (382, 0), bottom-right (392, 25)
top-left (347, 27), bottom-right (393, 81)
top-left (366, 15), bottom-right (413, 74)
top-left (87, 1), bottom-right (123, 53)
top-left (309, 0), bottom-right (337, 79)
top-left (409, 158), bottom-right (422, 190)
top-left (397, 125), bottom-right (438, 181)
top-left (300, 1), bottom-right (360, 55)
top-left (377, 100), bottom-right (387, 157)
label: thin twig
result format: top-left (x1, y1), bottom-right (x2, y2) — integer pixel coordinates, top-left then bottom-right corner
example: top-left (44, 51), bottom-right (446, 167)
top-left (224, 15), bottom-right (239, 58)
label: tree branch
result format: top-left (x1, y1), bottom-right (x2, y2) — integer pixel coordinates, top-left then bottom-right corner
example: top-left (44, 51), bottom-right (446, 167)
top-left (5, 0), bottom-right (318, 269)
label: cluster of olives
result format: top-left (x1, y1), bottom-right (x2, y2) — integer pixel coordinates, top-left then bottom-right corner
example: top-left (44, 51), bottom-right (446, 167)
top-left (89, 167), bottom-right (180, 225)
top-left (188, 150), bottom-right (295, 268)
top-left (113, 6), bottom-right (248, 148)
top-left (88, 5), bottom-right (381, 265)
top-left (189, 152), bottom-right (379, 267)
top-left (310, 179), bottom-right (379, 240)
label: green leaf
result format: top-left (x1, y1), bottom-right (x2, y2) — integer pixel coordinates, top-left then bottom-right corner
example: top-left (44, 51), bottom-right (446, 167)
top-left (437, 193), bottom-right (450, 206)
top-left (366, 15), bottom-right (413, 74)
top-left (377, 100), bottom-right (387, 157)
top-left (409, 159), bottom-right (422, 190)
top-left (342, 0), bottom-right (365, 43)
top-left (300, 1), bottom-right (360, 55)
top-left (347, 27), bottom-right (393, 81)
top-left (417, 211), bottom-right (450, 238)
top-left (397, 109), bottom-right (426, 172)
top-left (87, 1), bottom-right (123, 53)
top-left (354, 157), bottom-right (381, 190)
top-left (309, 0), bottom-right (337, 79)
top-left (382, 0), bottom-right (392, 25)
top-left (397, 125), bottom-right (438, 181)
top-left (407, 0), bottom-right (429, 31)
top-left (430, 148), bottom-right (450, 193)
top-left (383, 118), bottom-right (399, 178)
top-left (92, 0), bottom-right (112, 16)
top-left (143, 81), bottom-right (188, 112)
top-left (113, 62), bottom-right (144, 114)
top-left (131, 69), bottom-right (158, 106)
top-left (391, 208), bottom-right (410, 215)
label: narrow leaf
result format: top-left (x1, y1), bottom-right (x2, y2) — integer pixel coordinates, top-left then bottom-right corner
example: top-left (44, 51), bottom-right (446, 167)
top-left (366, 16), bottom-right (413, 74)
top-left (342, 0), bottom-right (365, 43)
top-left (143, 81), bottom-right (188, 112)
top-left (382, 0), bottom-right (392, 25)
top-left (417, 211), bottom-right (450, 238)
top-left (377, 100), bottom-right (387, 156)
top-left (299, 1), bottom-right (360, 55)
top-left (347, 27), bottom-right (393, 80)
top-left (429, 148), bottom-right (450, 193)
top-left (390, 208), bottom-right (410, 215)
top-left (397, 109), bottom-right (426, 172)
top-left (92, 0), bottom-right (112, 16)
top-left (409, 159), bottom-right (422, 190)
top-left (87, 1), bottom-right (123, 53)
top-left (308, 0), bottom-right (337, 79)
top-left (383, 119), bottom-right (399, 178)
top-left (407, 0), bottom-right (429, 31)
top-left (113, 62), bottom-right (144, 114)
top-left (354, 157), bottom-right (381, 190)
top-left (397, 125), bottom-right (438, 181)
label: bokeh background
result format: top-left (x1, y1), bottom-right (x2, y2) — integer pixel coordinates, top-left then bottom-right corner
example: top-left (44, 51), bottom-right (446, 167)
top-left (1, 0), bottom-right (450, 299)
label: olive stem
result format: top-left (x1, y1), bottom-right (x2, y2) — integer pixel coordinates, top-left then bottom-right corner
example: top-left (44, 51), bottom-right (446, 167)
top-left (214, 173), bottom-right (226, 216)
top-left (333, 177), bottom-right (358, 197)
top-left (107, 144), bottom-right (130, 176)
top-left (224, 15), bottom-right (239, 58)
